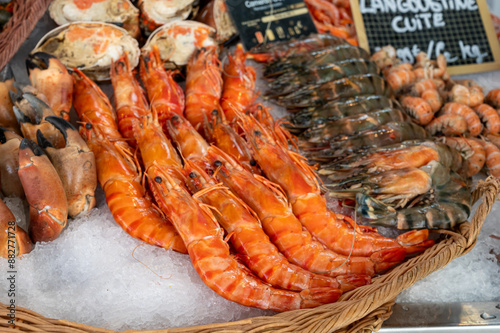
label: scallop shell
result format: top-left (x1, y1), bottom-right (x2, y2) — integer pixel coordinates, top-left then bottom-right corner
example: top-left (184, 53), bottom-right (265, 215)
top-left (32, 22), bottom-right (140, 81)
top-left (138, 0), bottom-right (195, 36)
top-left (49, 0), bottom-right (140, 38)
top-left (142, 20), bottom-right (217, 67)
top-left (196, 0), bottom-right (237, 44)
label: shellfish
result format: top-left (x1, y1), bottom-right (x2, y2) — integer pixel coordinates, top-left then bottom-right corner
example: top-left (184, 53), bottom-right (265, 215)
top-left (32, 22), bottom-right (140, 81)
top-left (49, 0), bottom-right (140, 38)
top-left (142, 20), bottom-right (217, 68)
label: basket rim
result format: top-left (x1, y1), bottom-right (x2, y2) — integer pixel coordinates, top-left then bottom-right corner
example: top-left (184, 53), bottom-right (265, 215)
top-left (0, 0), bottom-right (53, 72)
top-left (1, 176), bottom-right (499, 333)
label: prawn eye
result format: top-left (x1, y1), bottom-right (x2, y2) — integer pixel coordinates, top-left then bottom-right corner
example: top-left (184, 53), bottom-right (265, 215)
top-left (254, 130), bottom-right (261, 136)
top-left (250, 159), bottom-right (257, 166)
top-left (171, 115), bottom-right (179, 121)
top-left (214, 160), bottom-right (222, 167)
top-left (85, 123), bottom-right (92, 129)
top-left (212, 109), bottom-right (218, 115)
top-left (154, 176), bottom-right (162, 183)
top-left (189, 172), bottom-right (197, 178)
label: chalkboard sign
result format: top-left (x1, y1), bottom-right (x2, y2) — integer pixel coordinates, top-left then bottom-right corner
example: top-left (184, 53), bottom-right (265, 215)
top-left (226, 0), bottom-right (317, 51)
top-left (351, 0), bottom-right (500, 75)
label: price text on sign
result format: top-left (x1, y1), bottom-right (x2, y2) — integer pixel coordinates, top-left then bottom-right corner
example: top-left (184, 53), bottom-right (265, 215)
top-left (226, 0), bottom-right (317, 51)
top-left (351, 0), bottom-right (500, 75)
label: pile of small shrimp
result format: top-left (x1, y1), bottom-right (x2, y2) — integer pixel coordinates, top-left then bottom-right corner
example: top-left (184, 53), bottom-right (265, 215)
top-left (255, 34), bottom-right (475, 231)
top-left (63, 42), bottom-right (436, 312)
top-left (303, 0), bottom-right (358, 46)
top-left (0, 54), bottom-right (97, 259)
top-left (372, 45), bottom-right (500, 179)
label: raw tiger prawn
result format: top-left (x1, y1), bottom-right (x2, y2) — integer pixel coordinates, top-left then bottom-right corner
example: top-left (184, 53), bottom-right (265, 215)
top-left (275, 74), bottom-right (390, 109)
top-left (237, 114), bottom-right (431, 258)
top-left (266, 59), bottom-right (379, 99)
top-left (302, 121), bottom-right (431, 162)
top-left (325, 167), bottom-right (434, 209)
top-left (286, 95), bottom-right (393, 133)
top-left (146, 163), bottom-right (343, 311)
top-left (300, 108), bottom-right (408, 144)
top-left (318, 140), bottom-right (464, 180)
top-left (263, 43), bottom-right (370, 78)
top-left (249, 33), bottom-right (346, 63)
top-left (358, 161), bottom-right (471, 230)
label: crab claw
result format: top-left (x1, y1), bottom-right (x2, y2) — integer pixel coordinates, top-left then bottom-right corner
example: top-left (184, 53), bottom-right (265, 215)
top-left (13, 93), bottom-right (65, 148)
top-left (38, 116), bottom-right (97, 218)
top-left (0, 64), bottom-right (14, 82)
top-left (0, 69), bottom-right (21, 135)
top-left (0, 127), bottom-right (24, 198)
top-left (18, 138), bottom-right (68, 243)
top-left (0, 198), bottom-right (33, 258)
top-left (27, 52), bottom-right (73, 121)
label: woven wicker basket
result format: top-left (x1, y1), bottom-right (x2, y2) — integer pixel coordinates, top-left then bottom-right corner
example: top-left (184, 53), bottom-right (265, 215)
top-left (0, 0), bottom-right (53, 71)
top-left (1, 177), bottom-right (499, 332)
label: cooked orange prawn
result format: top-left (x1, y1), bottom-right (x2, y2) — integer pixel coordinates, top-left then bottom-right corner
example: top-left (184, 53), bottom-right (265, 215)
top-left (111, 53), bottom-right (150, 145)
top-left (385, 67), bottom-right (415, 92)
top-left (370, 45), bottom-right (397, 71)
top-left (185, 46), bottom-right (223, 130)
top-left (220, 44), bottom-right (257, 123)
top-left (204, 146), bottom-right (390, 277)
top-left (421, 89), bottom-right (443, 113)
top-left (147, 163), bottom-right (343, 311)
top-left (238, 115), bottom-right (426, 259)
top-left (448, 84), bottom-right (471, 106)
top-left (442, 102), bottom-right (482, 136)
top-left (400, 95), bottom-right (434, 125)
top-left (165, 114), bottom-right (211, 172)
top-left (81, 123), bottom-right (187, 253)
top-left (411, 78), bottom-right (437, 96)
top-left (485, 88), bottom-right (500, 108)
top-left (442, 137), bottom-right (485, 177)
top-left (0, 198), bottom-right (33, 258)
top-left (478, 138), bottom-right (500, 177)
top-left (72, 68), bottom-right (122, 141)
top-left (474, 104), bottom-right (500, 134)
top-left (413, 53), bottom-right (447, 79)
top-left (140, 46), bottom-right (185, 131)
top-left (203, 109), bottom-right (260, 174)
top-left (185, 161), bottom-right (370, 292)
top-left (425, 114), bottom-right (468, 136)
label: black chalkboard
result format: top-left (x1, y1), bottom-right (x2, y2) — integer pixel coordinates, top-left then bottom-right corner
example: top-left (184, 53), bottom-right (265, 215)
top-left (351, 0), bottom-right (500, 75)
top-left (225, 0), bottom-right (317, 51)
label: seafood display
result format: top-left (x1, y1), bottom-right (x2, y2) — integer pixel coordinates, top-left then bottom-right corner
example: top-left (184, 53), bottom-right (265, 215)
top-left (1, 3), bottom-right (496, 319)
top-left (32, 22), bottom-right (140, 81)
top-left (48, 0), bottom-right (140, 38)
